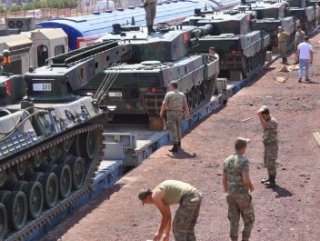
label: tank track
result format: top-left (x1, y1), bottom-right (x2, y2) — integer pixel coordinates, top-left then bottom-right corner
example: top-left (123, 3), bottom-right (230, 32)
top-left (2, 123), bottom-right (103, 241)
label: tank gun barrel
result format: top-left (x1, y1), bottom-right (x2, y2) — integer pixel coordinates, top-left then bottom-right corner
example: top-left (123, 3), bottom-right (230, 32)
top-left (192, 24), bottom-right (214, 38)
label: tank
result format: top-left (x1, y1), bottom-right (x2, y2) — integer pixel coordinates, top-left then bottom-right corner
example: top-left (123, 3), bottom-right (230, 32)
top-left (0, 44), bottom-right (116, 240)
top-left (184, 10), bottom-right (270, 79)
top-left (86, 24), bottom-right (220, 130)
top-left (287, 0), bottom-right (317, 34)
top-left (235, 1), bottom-right (298, 50)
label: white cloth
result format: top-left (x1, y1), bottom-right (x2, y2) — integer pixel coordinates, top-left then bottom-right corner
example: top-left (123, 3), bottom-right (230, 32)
top-left (298, 42), bottom-right (313, 60)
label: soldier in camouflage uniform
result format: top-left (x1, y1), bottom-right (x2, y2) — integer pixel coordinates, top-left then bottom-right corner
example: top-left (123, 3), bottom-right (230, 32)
top-left (138, 180), bottom-right (202, 241)
top-left (277, 26), bottom-right (290, 64)
top-left (223, 137), bottom-right (255, 241)
top-left (257, 105), bottom-right (278, 188)
top-left (160, 81), bottom-right (190, 153)
top-left (142, 0), bottom-right (157, 34)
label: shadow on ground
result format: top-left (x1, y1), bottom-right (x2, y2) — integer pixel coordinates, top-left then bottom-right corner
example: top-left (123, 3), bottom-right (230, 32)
top-left (272, 185), bottom-right (294, 198)
top-left (40, 183), bottom-right (124, 241)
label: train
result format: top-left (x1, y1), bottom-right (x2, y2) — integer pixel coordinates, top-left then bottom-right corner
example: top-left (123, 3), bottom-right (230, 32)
top-left (37, 0), bottom-right (241, 49)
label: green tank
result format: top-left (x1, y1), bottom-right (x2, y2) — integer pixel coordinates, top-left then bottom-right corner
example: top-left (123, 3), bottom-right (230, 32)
top-left (184, 10), bottom-right (270, 79)
top-left (85, 25), bottom-right (220, 130)
top-left (287, 0), bottom-right (317, 34)
top-left (235, 1), bottom-right (298, 50)
top-left (0, 43), bottom-right (119, 240)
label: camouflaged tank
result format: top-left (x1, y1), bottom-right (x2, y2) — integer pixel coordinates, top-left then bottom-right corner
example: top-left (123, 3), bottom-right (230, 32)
top-left (234, 1), bottom-right (299, 50)
top-left (87, 25), bottom-right (220, 130)
top-left (287, 0), bottom-right (317, 35)
top-left (184, 9), bottom-right (270, 79)
top-left (0, 42), bottom-right (126, 240)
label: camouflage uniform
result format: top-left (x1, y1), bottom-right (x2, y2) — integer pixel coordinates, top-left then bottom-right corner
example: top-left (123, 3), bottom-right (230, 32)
top-left (278, 31), bottom-right (290, 61)
top-left (263, 117), bottom-right (278, 177)
top-left (173, 191), bottom-right (202, 241)
top-left (223, 153), bottom-right (255, 241)
top-left (143, 0), bottom-right (157, 27)
top-left (163, 90), bottom-right (187, 144)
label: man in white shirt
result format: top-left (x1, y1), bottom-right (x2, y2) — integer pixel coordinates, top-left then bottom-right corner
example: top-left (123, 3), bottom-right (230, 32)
top-left (296, 36), bottom-right (313, 82)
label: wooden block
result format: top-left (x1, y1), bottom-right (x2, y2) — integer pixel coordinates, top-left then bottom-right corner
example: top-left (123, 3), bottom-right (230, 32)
top-left (313, 132), bottom-right (320, 147)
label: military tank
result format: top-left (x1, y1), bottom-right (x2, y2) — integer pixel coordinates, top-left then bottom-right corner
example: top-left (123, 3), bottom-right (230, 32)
top-left (287, 0), bottom-right (317, 35)
top-left (0, 41), bottom-right (126, 240)
top-left (86, 24), bottom-right (220, 130)
top-left (234, 1), bottom-right (299, 50)
top-left (183, 9), bottom-right (270, 80)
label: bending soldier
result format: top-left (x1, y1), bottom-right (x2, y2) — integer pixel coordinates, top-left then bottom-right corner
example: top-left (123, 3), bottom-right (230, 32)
top-left (223, 137), bottom-right (255, 241)
top-left (138, 180), bottom-right (202, 241)
top-left (257, 106), bottom-right (278, 188)
top-left (160, 81), bottom-right (190, 153)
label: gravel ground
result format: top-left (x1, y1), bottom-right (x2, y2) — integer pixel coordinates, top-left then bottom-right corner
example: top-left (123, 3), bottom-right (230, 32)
top-left (40, 34), bottom-right (320, 241)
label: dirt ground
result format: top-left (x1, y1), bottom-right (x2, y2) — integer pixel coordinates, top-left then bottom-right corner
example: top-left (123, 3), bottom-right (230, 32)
top-left (40, 34), bottom-right (320, 241)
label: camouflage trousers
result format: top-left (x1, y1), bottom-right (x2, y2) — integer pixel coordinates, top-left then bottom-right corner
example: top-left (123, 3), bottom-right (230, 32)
top-left (144, 2), bottom-right (157, 26)
top-left (278, 41), bottom-right (287, 59)
top-left (226, 194), bottom-right (255, 241)
top-left (173, 191), bottom-right (202, 241)
top-left (263, 142), bottom-right (278, 176)
top-left (167, 110), bottom-right (183, 144)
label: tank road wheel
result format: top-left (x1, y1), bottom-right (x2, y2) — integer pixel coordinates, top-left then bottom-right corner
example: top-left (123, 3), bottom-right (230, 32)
top-left (25, 181), bottom-right (43, 219)
top-left (48, 145), bottom-right (62, 163)
top-left (55, 164), bottom-right (72, 198)
top-left (40, 172), bottom-right (58, 208)
top-left (32, 153), bottom-right (44, 169)
top-left (13, 181), bottom-right (44, 219)
top-left (16, 161), bottom-right (26, 177)
top-left (63, 137), bottom-right (74, 153)
top-left (0, 203), bottom-right (7, 240)
top-left (78, 131), bottom-right (99, 160)
top-left (0, 170), bottom-right (6, 187)
top-left (69, 157), bottom-right (85, 190)
top-left (4, 191), bottom-right (28, 230)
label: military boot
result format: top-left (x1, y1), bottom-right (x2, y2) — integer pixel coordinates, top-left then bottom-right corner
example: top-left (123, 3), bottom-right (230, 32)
top-left (260, 175), bottom-right (270, 184)
top-left (282, 57), bottom-right (288, 64)
top-left (177, 141), bottom-right (181, 149)
top-left (169, 144), bottom-right (178, 153)
top-left (265, 175), bottom-right (276, 188)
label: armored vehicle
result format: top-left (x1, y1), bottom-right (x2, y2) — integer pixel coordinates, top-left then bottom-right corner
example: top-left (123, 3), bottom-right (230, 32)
top-left (183, 10), bottom-right (270, 80)
top-left (0, 42), bottom-right (125, 240)
top-left (234, 1), bottom-right (298, 50)
top-left (287, 0), bottom-right (317, 34)
top-left (87, 25), bottom-right (220, 130)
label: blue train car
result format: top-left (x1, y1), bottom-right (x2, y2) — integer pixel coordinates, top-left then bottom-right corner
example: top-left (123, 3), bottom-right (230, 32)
top-left (38, 0), bottom-right (240, 50)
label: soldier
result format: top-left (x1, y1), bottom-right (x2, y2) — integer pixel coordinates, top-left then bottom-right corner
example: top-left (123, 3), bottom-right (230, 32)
top-left (223, 137), bottom-right (255, 241)
top-left (138, 180), bottom-right (202, 241)
top-left (277, 26), bottom-right (290, 64)
top-left (142, 0), bottom-right (157, 34)
top-left (294, 26), bottom-right (305, 64)
top-left (160, 81), bottom-right (190, 153)
top-left (208, 46), bottom-right (219, 60)
top-left (257, 106), bottom-right (278, 188)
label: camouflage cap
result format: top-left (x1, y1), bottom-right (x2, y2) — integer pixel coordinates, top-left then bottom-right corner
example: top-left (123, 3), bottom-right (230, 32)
top-left (138, 188), bottom-right (152, 201)
top-left (258, 105), bottom-right (269, 113)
